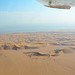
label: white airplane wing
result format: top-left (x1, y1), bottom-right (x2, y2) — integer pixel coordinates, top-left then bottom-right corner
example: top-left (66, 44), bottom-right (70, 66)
top-left (37, 0), bottom-right (75, 9)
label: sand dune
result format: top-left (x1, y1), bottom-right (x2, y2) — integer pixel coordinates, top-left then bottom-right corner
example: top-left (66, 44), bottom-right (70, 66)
top-left (0, 45), bottom-right (38, 50)
top-left (54, 48), bottom-right (74, 54)
top-left (0, 31), bottom-right (75, 75)
top-left (0, 50), bottom-right (75, 75)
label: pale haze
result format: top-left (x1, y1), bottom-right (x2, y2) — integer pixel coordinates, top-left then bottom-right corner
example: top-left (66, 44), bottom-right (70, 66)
top-left (0, 0), bottom-right (75, 32)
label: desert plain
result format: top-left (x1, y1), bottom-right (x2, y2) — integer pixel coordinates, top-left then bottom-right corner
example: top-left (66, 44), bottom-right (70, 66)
top-left (0, 30), bottom-right (75, 75)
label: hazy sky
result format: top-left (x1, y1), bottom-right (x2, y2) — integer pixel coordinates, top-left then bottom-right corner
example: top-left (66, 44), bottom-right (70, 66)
top-left (0, 0), bottom-right (75, 32)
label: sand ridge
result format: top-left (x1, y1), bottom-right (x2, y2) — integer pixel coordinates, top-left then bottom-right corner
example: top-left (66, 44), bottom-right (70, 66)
top-left (0, 31), bottom-right (75, 75)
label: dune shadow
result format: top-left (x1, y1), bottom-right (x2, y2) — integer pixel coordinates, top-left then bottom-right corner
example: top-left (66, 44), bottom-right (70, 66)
top-left (70, 47), bottom-right (75, 50)
top-left (24, 46), bottom-right (38, 49)
top-left (23, 52), bottom-right (50, 57)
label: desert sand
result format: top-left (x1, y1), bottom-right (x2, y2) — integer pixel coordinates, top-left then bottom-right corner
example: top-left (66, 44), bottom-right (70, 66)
top-left (0, 30), bottom-right (75, 75)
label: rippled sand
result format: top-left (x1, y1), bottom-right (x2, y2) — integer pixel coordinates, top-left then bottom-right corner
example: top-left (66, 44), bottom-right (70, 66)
top-left (0, 30), bottom-right (75, 75)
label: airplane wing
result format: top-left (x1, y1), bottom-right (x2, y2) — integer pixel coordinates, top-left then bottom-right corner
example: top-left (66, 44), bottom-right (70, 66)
top-left (37, 0), bottom-right (49, 5)
top-left (37, 0), bottom-right (75, 9)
